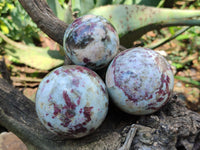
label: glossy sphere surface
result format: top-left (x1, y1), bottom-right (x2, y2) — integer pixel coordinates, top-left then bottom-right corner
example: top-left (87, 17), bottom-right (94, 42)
top-left (36, 65), bottom-right (108, 138)
top-left (106, 47), bottom-right (174, 115)
top-left (63, 15), bottom-right (119, 70)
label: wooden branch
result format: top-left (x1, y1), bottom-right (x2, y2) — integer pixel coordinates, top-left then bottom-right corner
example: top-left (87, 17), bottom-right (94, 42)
top-left (18, 0), bottom-right (68, 46)
top-left (0, 79), bottom-right (59, 149)
top-left (0, 77), bottom-right (200, 149)
top-left (0, 78), bottom-right (129, 149)
top-left (119, 124), bottom-right (137, 150)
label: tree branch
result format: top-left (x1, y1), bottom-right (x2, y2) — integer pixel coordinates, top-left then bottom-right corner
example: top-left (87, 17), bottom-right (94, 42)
top-left (0, 79), bottom-right (60, 149)
top-left (18, 0), bottom-right (68, 46)
top-left (0, 78), bottom-right (127, 149)
top-left (1, 77), bottom-right (200, 149)
top-left (118, 124), bottom-right (137, 150)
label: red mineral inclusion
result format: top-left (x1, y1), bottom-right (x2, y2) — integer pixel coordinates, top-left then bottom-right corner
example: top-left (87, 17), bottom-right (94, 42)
top-left (54, 70), bottom-right (60, 75)
top-left (72, 17), bottom-right (82, 27)
top-left (53, 103), bottom-right (61, 117)
top-left (83, 57), bottom-right (90, 63)
top-left (66, 106), bottom-right (94, 136)
top-left (100, 85), bottom-right (106, 94)
top-left (155, 74), bottom-right (170, 98)
top-left (72, 78), bottom-right (80, 87)
top-left (111, 50), bottom-right (137, 101)
top-left (83, 106), bottom-right (93, 123)
top-left (47, 122), bottom-right (53, 127)
top-left (79, 108), bottom-right (83, 114)
top-left (77, 97), bottom-right (81, 105)
top-left (61, 117), bottom-right (71, 127)
top-left (63, 91), bottom-right (76, 110)
top-left (75, 66), bottom-right (97, 77)
top-left (59, 86), bottom-right (94, 134)
top-left (67, 124), bottom-right (87, 136)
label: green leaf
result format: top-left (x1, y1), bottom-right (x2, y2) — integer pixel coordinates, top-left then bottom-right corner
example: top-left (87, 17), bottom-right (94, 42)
top-left (6, 3), bottom-right (14, 10)
top-left (175, 76), bottom-right (200, 87)
top-left (47, 0), bottom-right (66, 21)
top-left (5, 44), bottom-right (64, 70)
top-left (0, 22), bottom-right (9, 34)
top-left (64, 4), bottom-right (74, 24)
top-left (176, 34), bottom-right (193, 41)
top-left (89, 5), bottom-right (200, 37)
top-left (172, 62), bottom-right (184, 69)
top-left (88, 5), bottom-right (200, 46)
top-left (47, 0), bottom-right (73, 23)
top-left (123, 0), bottom-right (162, 6)
top-left (72, 0), bottom-right (95, 16)
top-left (95, 0), bottom-right (111, 6)
top-left (58, 0), bottom-right (65, 6)
top-left (112, 0), bottom-right (124, 4)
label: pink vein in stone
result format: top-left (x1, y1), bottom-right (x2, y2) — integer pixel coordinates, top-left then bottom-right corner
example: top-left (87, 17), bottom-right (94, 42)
top-left (54, 70), bottom-right (59, 75)
top-left (63, 90), bottom-right (76, 110)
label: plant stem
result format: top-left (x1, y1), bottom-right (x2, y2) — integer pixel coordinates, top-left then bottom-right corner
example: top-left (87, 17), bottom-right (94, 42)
top-left (175, 76), bottom-right (200, 87)
top-left (147, 26), bottom-right (192, 49)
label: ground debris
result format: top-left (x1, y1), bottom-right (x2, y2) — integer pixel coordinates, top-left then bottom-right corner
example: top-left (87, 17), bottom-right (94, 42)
top-left (128, 96), bottom-right (200, 150)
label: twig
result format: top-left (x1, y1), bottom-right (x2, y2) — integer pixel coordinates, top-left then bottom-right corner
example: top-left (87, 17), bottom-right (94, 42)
top-left (147, 26), bottom-right (192, 49)
top-left (118, 124), bottom-right (137, 150)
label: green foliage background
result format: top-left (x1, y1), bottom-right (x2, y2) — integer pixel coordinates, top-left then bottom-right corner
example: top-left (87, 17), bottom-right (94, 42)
top-left (0, 0), bottom-right (39, 45)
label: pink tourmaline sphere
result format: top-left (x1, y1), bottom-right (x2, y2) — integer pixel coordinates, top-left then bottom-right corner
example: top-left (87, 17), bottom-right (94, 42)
top-left (63, 15), bottom-right (119, 70)
top-left (36, 65), bottom-right (108, 138)
top-left (106, 47), bottom-right (174, 115)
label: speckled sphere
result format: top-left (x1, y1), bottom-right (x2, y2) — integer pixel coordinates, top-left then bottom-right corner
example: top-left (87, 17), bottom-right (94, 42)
top-left (36, 65), bottom-right (108, 138)
top-left (63, 15), bottom-right (119, 70)
top-left (106, 47), bottom-right (174, 115)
